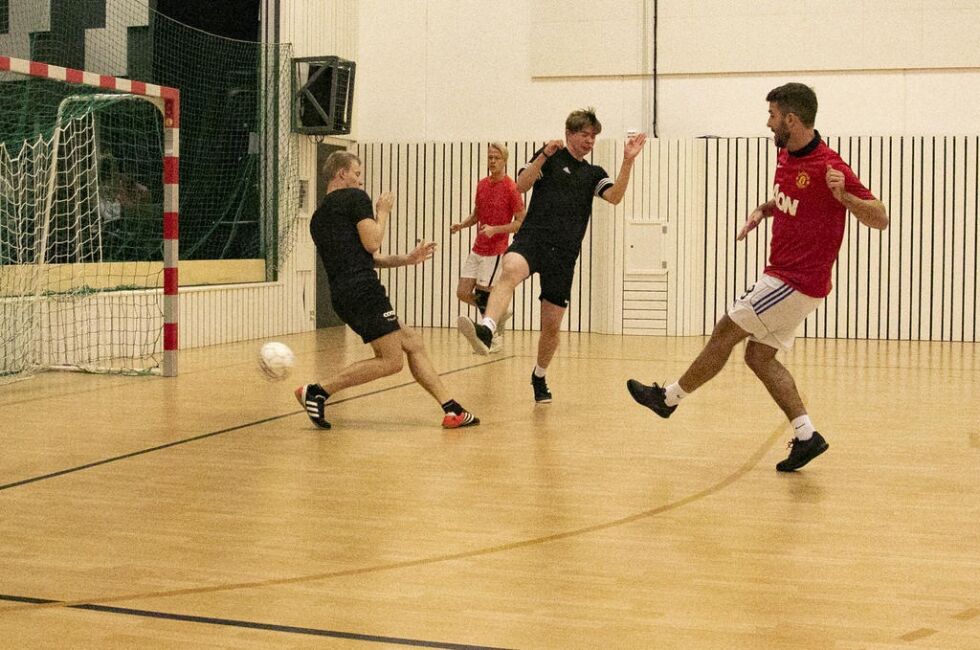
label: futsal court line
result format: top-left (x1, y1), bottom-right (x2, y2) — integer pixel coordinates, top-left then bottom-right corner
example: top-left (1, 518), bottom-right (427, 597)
top-left (0, 417), bottom-right (786, 616)
top-left (0, 594), bottom-right (510, 650)
top-left (0, 355), bottom-right (514, 493)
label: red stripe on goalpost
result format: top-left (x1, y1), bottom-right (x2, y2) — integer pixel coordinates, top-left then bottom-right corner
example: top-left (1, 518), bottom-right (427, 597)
top-left (163, 212), bottom-right (179, 239)
top-left (163, 322), bottom-right (178, 351)
top-left (0, 56), bottom-right (10, 71)
top-left (164, 267), bottom-right (178, 295)
top-left (29, 61), bottom-right (48, 77)
top-left (164, 156), bottom-right (179, 184)
top-left (66, 68), bottom-right (84, 84)
top-left (130, 80), bottom-right (147, 95)
top-left (164, 96), bottom-right (180, 128)
top-left (99, 75), bottom-right (116, 89)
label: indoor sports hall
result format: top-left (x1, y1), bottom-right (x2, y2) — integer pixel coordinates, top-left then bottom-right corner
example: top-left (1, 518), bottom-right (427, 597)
top-left (1, 2), bottom-right (978, 648)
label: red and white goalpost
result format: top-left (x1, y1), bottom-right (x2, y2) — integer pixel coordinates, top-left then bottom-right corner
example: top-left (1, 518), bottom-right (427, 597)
top-left (0, 56), bottom-right (179, 378)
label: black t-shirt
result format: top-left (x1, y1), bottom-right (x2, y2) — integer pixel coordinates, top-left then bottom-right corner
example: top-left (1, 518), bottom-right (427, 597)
top-left (516, 147), bottom-right (612, 252)
top-left (309, 188), bottom-right (377, 290)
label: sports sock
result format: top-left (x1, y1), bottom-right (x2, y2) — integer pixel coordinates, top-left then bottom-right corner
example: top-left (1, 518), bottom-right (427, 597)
top-left (481, 317), bottom-right (497, 334)
top-left (664, 382), bottom-right (687, 407)
top-left (533, 364), bottom-right (547, 378)
top-left (473, 289), bottom-right (490, 312)
top-left (791, 415), bottom-right (815, 441)
top-left (441, 399), bottom-right (463, 415)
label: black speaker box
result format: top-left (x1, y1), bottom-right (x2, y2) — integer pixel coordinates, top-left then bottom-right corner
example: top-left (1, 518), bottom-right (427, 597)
top-left (293, 57), bottom-right (356, 135)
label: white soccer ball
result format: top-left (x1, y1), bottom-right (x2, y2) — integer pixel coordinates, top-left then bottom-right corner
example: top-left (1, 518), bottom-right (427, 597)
top-left (258, 341), bottom-right (295, 381)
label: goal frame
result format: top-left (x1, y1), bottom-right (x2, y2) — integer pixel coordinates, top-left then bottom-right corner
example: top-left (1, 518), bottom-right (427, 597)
top-left (0, 55), bottom-right (180, 376)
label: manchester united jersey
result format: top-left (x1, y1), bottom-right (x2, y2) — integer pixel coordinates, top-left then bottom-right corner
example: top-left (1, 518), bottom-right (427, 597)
top-left (764, 133), bottom-right (876, 298)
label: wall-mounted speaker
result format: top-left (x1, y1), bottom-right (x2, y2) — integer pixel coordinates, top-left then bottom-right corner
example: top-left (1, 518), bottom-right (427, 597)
top-left (292, 56), bottom-right (355, 135)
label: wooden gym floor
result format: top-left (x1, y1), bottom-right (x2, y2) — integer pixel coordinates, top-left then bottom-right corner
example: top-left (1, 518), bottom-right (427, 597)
top-left (0, 327), bottom-right (978, 649)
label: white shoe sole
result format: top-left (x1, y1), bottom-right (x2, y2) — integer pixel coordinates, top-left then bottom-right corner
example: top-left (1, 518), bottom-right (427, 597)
top-left (457, 316), bottom-right (490, 355)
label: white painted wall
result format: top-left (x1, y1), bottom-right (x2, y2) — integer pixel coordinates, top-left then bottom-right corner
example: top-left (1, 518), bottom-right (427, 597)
top-left (351, 0), bottom-right (980, 140)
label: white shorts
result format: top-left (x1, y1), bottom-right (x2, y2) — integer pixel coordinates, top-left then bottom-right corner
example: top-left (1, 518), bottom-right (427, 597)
top-left (727, 274), bottom-right (822, 352)
top-left (460, 252), bottom-right (503, 288)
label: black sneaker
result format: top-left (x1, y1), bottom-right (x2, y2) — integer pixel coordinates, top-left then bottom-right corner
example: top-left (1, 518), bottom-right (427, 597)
top-left (531, 373), bottom-right (552, 404)
top-left (458, 316), bottom-right (493, 355)
top-left (294, 383), bottom-right (331, 429)
top-left (776, 432), bottom-right (829, 472)
top-left (626, 379), bottom-right (677, 418)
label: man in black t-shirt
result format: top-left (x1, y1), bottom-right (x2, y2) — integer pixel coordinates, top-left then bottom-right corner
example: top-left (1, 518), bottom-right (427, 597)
top-left (459, 108), bottom-right (647, 403)
top-left (296, 151), bottom-right (479, 430)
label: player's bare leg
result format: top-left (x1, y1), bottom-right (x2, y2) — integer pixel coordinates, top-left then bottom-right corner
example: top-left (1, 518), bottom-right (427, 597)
top-left (529, 301), bottom-right (565, 403)
top-left (458, 252), bottom-right (528, 354)
top-left (455, 276), bottom-right (479, 309)
top-left (627, 315), bottom-right (749, 418)
top-left (743, 340), bottom-right (805, 420)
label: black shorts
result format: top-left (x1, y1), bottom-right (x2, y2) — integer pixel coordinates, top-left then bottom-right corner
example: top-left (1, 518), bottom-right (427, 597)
top-left (507, 237), bottom-right (579, 308)
top-left (331, 280), bottom-right (400, 344)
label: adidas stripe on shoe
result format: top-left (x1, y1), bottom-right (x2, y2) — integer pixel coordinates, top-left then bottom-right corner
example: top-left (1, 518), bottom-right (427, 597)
top-left (294, 384), bottom-right (331, 429)
top-left (442, 411), bottom-right (480, 429)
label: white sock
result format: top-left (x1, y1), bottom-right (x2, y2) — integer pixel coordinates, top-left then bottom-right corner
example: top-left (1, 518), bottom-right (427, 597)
top-left (792, 415), bottom-right (815, 441)
top-left (481, 317), bottom-right (497, 334)
top-left (664, 382), bottom-right (688, 407)
top-left (533, 364), bottom-right (547, 378)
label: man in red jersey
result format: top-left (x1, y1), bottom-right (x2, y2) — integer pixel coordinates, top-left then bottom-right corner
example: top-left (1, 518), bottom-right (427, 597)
top-left (450, 143), bottom-right (525, 352)
top-left (627, 83), bottom-right (888, 472)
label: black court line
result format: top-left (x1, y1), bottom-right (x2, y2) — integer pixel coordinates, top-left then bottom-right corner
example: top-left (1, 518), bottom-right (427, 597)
top-left (0, 355), bottom-right (513, 493)
top-left (0, 419), bottom-right (786, 618)
top-left (0, 594), bottom-right (509, 649)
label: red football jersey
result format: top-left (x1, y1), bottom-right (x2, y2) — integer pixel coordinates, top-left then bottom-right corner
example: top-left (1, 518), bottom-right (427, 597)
top-left (764, 138), bottom-right (876, 298)
top-left (472, 175), bottom-right (524, 256)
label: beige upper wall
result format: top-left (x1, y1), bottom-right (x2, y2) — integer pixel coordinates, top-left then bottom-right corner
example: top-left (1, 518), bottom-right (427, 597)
top-left (659, 0), bottom-right (980, 74)
top-left (291, 0), bottom-right (980, 140)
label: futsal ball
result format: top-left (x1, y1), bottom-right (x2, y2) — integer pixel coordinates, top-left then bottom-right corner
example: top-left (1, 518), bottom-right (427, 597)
top-left (258, 341), bottom-right (295, 381)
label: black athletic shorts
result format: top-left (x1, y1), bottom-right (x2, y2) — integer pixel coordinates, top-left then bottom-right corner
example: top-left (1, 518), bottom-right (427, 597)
top-left (507, 237), bottom-right (579, 308)
top-left (331, 279), bottom-right (400, 344)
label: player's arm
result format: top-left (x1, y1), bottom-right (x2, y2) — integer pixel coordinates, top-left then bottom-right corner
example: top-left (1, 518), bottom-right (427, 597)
top-left (450, 205), bottom-right (479, 234)
top-left (356, 192), bottom-right (394, 253)
top-left (737, 199), bottom-right (776, 241)
top-left (481, 206), bottom-right (526, 237)
top-left (825, 165), bottom-right (888, 230)
top-left (600, 133), bottom-right (647, 205)
top-left (373, 240), bottom-right (436, 268)
top-left (516, 139), bottom-right (563, 193)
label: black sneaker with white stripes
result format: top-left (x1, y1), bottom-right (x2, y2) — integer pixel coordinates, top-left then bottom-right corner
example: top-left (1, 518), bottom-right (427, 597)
top-left (294, 383), bottom-right (331, 429)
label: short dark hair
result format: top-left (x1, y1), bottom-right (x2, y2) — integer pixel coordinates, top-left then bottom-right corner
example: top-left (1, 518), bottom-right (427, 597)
top-left (766, 83), bottom-right (818, 127)
top-left (322, 151), bottom-right (361, 181)
top-left (566, 107), bottom-right (602, 135)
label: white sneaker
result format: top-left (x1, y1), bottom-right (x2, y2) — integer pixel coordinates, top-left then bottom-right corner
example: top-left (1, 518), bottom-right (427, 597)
top-left (489, 334), bottom-right (503, 354)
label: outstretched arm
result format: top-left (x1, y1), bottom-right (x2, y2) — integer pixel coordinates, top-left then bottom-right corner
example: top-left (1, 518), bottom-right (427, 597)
top-left (737, 200), bottom-right (775, 241)
top-left (601, 133), bottom-right (648, 206)
top-left (373, 240), bottom-right (437, 268)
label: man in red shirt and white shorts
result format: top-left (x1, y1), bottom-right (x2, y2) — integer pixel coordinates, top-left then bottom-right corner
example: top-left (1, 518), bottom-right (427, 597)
top-left (627, 82), bottom-right (889, 472)
top-left (451, 142), bottom-right (525, 352)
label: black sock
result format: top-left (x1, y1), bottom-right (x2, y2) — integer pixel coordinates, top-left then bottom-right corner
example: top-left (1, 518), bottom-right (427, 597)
top-left (441, 399), bottom-right (463, 415)
top-left (473, 289), bottom-right (490, 311)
